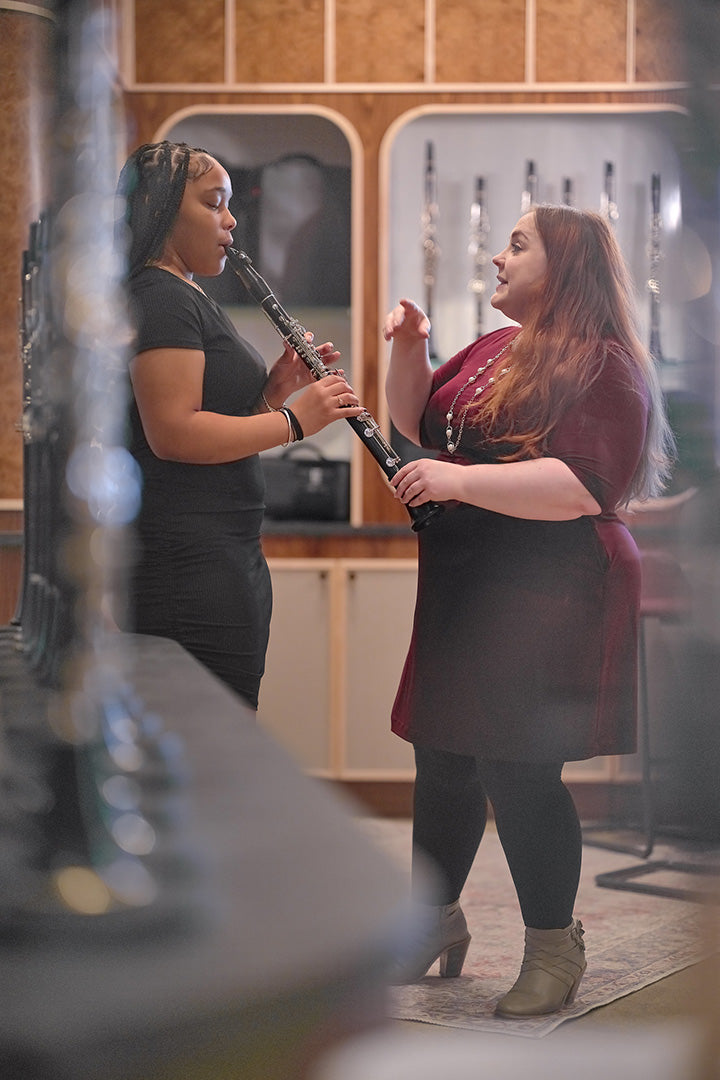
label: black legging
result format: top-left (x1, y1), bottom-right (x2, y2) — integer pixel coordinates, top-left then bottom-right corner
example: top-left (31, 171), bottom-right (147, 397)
top-left (412, 744), bottom-right (583, 929)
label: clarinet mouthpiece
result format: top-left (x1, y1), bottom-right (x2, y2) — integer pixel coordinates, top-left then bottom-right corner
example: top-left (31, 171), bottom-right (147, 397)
top-left (224, 246), bottom-right (246, 266)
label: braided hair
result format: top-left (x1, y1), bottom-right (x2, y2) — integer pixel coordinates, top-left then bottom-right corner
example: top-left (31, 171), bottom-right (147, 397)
top-left (117, 141), bottom-right (213, 277)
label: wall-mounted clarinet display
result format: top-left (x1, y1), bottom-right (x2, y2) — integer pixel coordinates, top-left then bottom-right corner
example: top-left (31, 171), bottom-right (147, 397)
top-left (648, 172), bottom-right (666, 364)
top-left (421, 140), bottom-right (440, 362)
top-left (521, 159), bottom-right (539, 213)
top-left (385, 110), bottom-right (687, 382)
top-left (600, 161), bottom-right (620, 224)
top-left (467, 176), bottom-right (491, 340)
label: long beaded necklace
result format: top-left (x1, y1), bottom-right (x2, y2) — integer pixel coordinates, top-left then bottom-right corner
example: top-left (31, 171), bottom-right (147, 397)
top-left (445, 340), bottom-right (513, 454)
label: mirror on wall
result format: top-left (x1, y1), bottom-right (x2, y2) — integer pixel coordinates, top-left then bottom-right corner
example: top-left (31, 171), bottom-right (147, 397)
top-left (163, 111), bottom-right (354, 473)
top-left (384, 109), bottom-right (694, 385)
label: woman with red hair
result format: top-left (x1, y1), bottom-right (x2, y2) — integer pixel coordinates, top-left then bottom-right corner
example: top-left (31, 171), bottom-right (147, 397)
top-left (384, 205), bottom-right (673, 1017)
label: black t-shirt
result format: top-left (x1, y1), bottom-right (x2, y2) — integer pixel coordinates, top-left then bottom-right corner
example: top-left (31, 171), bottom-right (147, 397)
top-left (125, 267), bottom-right (273, 708)
top-left (128, 266), bottom-right (268, 515)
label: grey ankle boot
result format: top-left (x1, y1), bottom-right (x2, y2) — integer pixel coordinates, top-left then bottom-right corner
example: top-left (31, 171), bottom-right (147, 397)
top-left (391, 900), bottom-right (471, 984)
top-left (495, 918), bottom-right (586, 1017)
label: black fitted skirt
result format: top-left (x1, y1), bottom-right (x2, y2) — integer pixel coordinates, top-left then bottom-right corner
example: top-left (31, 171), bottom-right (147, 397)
top-left (127, 505), bottom-right (272, 710)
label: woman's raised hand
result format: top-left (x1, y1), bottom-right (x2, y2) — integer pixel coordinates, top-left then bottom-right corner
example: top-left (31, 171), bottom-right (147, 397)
top-left (383, 298), bottom-right (431, 343)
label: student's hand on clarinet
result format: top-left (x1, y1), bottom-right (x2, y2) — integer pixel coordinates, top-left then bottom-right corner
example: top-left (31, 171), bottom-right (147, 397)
top-left (291, 373), bottom-right (364, 437)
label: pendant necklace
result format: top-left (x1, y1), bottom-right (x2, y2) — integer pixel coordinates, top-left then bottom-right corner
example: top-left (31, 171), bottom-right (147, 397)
top-left (445, 340), bottom-right (514, 454)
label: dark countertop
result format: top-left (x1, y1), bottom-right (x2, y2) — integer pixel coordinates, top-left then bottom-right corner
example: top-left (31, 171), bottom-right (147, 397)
top-left (1, 524), bottom-right (414, 541)
top-left (0, 634), bottom-right (410, 1079)
top-left (262, 519), bottom-right (412, 537)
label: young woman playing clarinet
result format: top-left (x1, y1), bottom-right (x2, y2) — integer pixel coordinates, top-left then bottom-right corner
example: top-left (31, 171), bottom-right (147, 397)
top-left (116, 141), bottom-right (362, 709)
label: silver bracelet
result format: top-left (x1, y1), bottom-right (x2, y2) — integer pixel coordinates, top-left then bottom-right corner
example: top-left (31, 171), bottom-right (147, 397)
top-left (279, 408), bottom-right (294, 447)
top-left (261, 392), bottom-right (277, 413)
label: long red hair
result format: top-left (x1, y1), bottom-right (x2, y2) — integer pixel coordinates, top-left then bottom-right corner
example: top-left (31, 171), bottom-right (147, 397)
top-left (473, 205), bottom-right (673, 502)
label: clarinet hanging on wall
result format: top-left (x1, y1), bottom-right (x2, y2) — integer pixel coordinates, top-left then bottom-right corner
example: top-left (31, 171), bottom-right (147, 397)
top-left (521, 160), bottom-right (538, 214)
top-left (600, 161), bottom-right (619, 224)
top-left (224, 247), bottom-right (443, 531)
top-left (421, 140), bottom-right (440, 362)
top-left (467, 176), bottom-right (491, 340)
top-left (647, 172), bottom-right (665, 364)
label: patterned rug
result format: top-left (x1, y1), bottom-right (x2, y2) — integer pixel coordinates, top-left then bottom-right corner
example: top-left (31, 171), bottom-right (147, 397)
top-left (359, 818), bottom-right (718, 1038)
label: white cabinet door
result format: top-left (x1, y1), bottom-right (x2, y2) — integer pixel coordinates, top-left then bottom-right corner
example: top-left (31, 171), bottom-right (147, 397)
top-left (259, 559), bottom-right (418, 778)
top-left (342, 561), bottom-right (417, 778)
top-left (259, 560), bottom-right (335, 773)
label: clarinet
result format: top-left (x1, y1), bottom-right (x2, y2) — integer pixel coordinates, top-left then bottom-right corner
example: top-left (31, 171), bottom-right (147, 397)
top-left (600, 161), bottom-right (619, 224)
top-left (467, 176), bottom-right (490, 340)
top-left (421, 140), bottom-right (440, 362)
top-left (224, 247), bottom-right (443, 532)
top-left (647, 173), bottom-right (664, 363)
top-left (521, 160), bottom-right (538, 214)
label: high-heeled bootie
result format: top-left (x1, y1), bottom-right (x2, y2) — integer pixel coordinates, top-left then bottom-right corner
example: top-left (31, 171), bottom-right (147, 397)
top-left (390, 900), bottom-right (471, 984)
top-left (495, 918), bottom-right (586, 1017)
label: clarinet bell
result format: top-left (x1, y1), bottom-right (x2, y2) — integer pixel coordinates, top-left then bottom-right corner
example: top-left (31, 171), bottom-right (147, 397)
top-left (409, 500), bottom-right (444, 531)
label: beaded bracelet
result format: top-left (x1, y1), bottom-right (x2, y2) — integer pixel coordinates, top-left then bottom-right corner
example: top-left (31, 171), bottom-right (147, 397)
top-left (284, 408), bottom-right (304, 443)
top-left (261, 392), bottom-right (278, 413)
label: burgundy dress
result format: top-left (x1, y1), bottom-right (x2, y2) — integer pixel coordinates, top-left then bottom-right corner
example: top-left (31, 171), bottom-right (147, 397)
top-left (391, 326), bottom-right (648, 763)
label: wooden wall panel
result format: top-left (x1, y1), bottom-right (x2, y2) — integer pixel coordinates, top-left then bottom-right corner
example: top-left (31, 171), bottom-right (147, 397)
top-left (235, 0), bottom-right (325, 83)
top-left (135, 0), bottom-right (225, 83)
top-left (0, 547), bottom-right (21, 625)
top-left (536, 0), bottom-right (627, 83)
top-left (635, 0), bottom-right (686, 83)
top-left (335, 0), bottom-right (426, 83)
top-left (0, 508), bottom-right (22, 624)
top-left (436, 0), bottom-right (526, 83)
